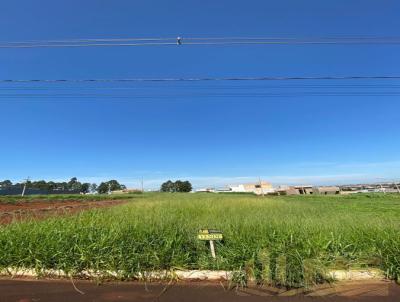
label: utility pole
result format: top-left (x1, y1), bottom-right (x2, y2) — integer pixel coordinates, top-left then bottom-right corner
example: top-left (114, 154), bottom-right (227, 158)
top-left (259, 177), bottom-right (265, 197)
top-left (376, 178), bottom-right (386, 194)
top-left (393, 180), bottom-right (400, 194)
top-left (379, 183), bottom-right (386, 194)
top-left (21, 177), bottom-right (30, 197)
top-left (141, 177), bottom-right (144, 193)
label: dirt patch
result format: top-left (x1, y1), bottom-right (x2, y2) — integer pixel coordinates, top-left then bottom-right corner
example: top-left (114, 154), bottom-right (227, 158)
top-left (0, 279), bottom-right (398, 302)
top-left (0, 200), bottom-right (128, 225)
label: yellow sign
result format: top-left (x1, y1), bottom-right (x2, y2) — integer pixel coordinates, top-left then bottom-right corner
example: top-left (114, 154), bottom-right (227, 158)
top-left (197, 229), bottom-right (223, 241)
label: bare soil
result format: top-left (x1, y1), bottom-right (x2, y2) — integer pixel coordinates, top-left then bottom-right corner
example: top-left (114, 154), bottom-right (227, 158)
top-left (0, 279), bottom-right (398, 302)
top-left (0, 200), bottom-right (128, 225)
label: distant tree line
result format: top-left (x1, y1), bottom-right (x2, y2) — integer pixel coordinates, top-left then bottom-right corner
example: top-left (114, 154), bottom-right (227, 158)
top-left (0, 178), bottom-right (126, 194)
top-left (160, 180), bottom-right (192, 192)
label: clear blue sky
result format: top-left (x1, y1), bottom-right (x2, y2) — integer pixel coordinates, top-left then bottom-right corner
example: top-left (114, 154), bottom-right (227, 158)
top-left (1, 1), bottom-right (400, 189)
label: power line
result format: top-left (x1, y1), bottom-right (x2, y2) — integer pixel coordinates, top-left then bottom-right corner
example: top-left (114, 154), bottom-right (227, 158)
top-left (5, 36), bottom-right (400, 43)
top-left (2, 37), bottom-right (173, 44)
top-left (2, 36), bottom-right (400, 48)
top-left (2, 92), bottom-right (400, 99)
top-left (2, 84), bottom-right (400, 90)
top-left (1, 76), bottom-right (400, 84)
top-left (0, 42), bottom-right (177, 48)
top-left (1, 76), bottom-right (399, 100)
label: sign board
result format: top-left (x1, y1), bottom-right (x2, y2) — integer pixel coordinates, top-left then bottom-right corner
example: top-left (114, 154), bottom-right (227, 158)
top-left (197, 229), bottom-right (223, 241)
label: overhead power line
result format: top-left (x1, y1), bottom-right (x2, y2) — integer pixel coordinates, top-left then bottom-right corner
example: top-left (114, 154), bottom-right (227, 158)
top-left (2, 92), bottom-right (400, 100)
top-left (3, 84), bottom-right (400, 90)
top-left (0, 42), bottom-right (177, 48)
top-left (2, 75), bottom-right (399, 100)
top-left (2, 36), bottom-right (400, 48)
top-left (1, 76), bottom-right (400, 83)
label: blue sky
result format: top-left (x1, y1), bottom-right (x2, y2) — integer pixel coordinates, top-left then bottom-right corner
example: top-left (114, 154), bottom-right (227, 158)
top-left (1, 1), bottom-right (400, 189)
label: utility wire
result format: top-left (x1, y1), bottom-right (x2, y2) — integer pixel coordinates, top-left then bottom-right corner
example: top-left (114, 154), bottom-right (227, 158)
top-left (3, 84), bottom-right (400, 90)
top-left (2, 36), bottom-right (400, 48)
top-left (0, 42), bottom-right (177, 48)
top-left (2, 92), bottom-right (400, 99)
top-left (2, 37), bottom-right (173, 44)
top-left (7, 36), bottom-right (400, 43)
top-left (1, 76), bottom-right (400, 83)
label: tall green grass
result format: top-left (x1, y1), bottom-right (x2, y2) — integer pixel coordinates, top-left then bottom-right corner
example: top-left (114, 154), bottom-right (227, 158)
top-left (0, 193), bottom-right (399, 287)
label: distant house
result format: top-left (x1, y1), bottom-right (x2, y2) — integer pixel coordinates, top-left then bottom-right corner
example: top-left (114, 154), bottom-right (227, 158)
top-left (276, 186), bottom-right (298, 195)
top-left (276, 185), bottom-right (341, 196)
top-left (276, 185), bottom-right (313, 195)
top-left (229, 181), bottom-right (274, 195)
top-left (313, 186), bottom-right (340, 195)
top-left (294, 185), bottom-right (314, 195)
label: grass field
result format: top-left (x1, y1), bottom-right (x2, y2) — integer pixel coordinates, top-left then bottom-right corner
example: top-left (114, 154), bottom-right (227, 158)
top-left (0, 193), bottom-right (399, 287)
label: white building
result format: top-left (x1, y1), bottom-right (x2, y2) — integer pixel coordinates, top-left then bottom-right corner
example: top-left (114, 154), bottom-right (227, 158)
top-left (229, 181), bottom-right (275, 195)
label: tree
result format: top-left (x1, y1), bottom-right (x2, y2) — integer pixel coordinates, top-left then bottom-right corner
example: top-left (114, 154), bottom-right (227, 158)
top-left (68, 177), bottom-right (82, 191)
top-left (80, 183), bottom-right (90, 194)
top-left (97, 182), bottom-right (110, 194)
top-left (174, 180), bottom-right (192, 192)
top-left (179, 180), bottom-right (192, 192)
top-left (160, 180), bottom-right (192, 192)
top-left (160, 180), bottom-right (175, 192)
top-left (32, 180), bottom-right (49, 190)
top-left (97, 180), bottom-right (125, 194)
top-left (90, 183), bottom-right (98, 193)
top-left (47, 181), bottom-right (56, 191)
top-left (0, 180), bottom-right (12, 188)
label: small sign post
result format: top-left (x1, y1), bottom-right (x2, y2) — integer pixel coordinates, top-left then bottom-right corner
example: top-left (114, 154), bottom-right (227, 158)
top-left (197, 229), bottom-right (223, 259)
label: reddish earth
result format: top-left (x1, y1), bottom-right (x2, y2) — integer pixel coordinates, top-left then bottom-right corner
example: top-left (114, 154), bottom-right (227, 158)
top-left (0, 200), bottom-right (128, 225)
top-left (0, 279), bottom-right (398, 302)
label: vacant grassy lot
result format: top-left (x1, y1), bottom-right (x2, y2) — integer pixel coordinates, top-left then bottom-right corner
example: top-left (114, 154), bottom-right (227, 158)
top-left (0, 193), bottom-right (399, 287)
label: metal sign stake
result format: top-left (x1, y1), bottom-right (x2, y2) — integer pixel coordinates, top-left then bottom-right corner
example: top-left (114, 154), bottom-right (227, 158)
top-left (209, 240), bottom-right (216, 259)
